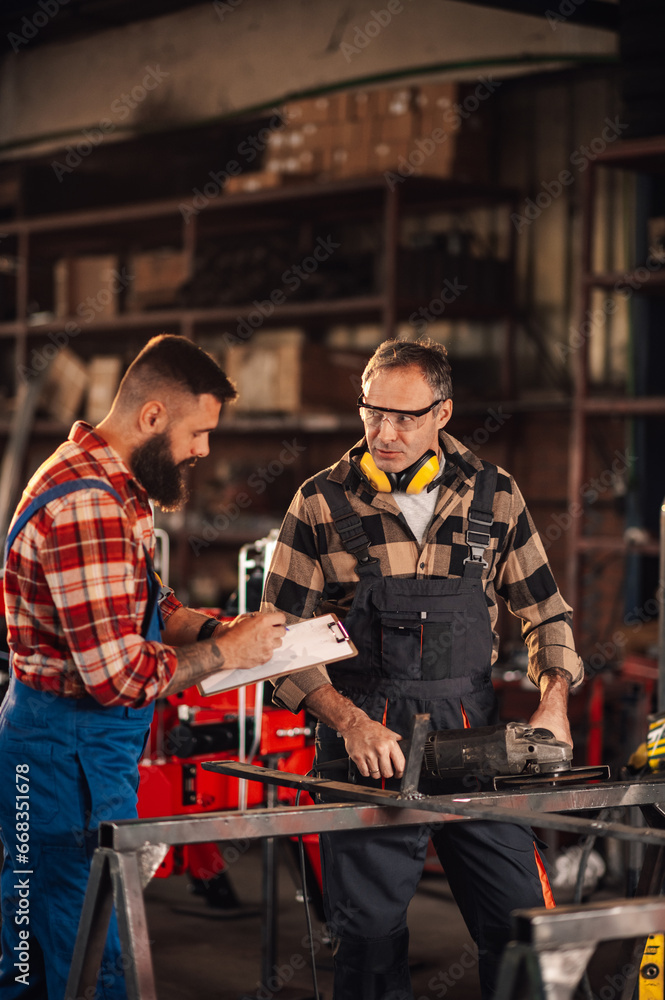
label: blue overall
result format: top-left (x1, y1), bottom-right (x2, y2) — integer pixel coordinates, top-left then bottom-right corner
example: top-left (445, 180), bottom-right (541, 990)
top-left (0, 479), bottom-right (162, 1000)
top-left (314, 467), bottom-right (553, 1000)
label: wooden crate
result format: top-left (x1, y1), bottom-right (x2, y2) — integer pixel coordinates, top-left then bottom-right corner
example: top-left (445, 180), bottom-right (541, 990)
top-left (225, 330), bottom-right (367, 413)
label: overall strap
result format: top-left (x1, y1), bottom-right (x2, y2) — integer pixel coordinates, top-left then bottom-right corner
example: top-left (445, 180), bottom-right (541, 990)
top-left (141, 544), bottom-right (164, 639)
top-left (315, 474), bottom-right (381, 576)
top-left (463, 461), bottom-right (498, 579)
top-left (4, 478), bottom-right (124, 564)
top-left (3, 478), bottom-right (128, 676)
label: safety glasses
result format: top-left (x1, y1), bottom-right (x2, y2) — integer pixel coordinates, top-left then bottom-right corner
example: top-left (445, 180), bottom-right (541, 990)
top-left (357, 395), bottom-right (442, 433)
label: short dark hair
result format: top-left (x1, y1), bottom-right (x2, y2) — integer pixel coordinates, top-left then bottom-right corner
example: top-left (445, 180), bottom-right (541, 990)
top-left (118, 334), bottom-right (237, 408)
top-left (362, 337), bottom-right (453, 401)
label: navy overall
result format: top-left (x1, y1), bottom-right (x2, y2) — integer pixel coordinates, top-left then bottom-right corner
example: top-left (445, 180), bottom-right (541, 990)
top-left (314, 466), bottom-right (553, 1000)
top-left (0, 479), bottom-right (162, 1000)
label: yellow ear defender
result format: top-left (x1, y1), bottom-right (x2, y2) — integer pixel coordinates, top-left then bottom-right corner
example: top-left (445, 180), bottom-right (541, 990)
top-left (359, 450), bottom-right (440, 494)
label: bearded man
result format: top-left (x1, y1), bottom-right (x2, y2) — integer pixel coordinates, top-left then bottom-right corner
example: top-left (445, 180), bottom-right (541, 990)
top-left (0, 334), bottom-right (285, 999)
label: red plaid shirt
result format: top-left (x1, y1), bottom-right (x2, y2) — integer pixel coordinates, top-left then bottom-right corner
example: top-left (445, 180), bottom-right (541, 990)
top-left (4, 422), bottom-right (180, 706)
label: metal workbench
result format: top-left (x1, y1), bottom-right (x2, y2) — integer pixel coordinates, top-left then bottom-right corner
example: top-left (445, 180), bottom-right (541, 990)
top-left (65, 769), bottom-right (665, 1000)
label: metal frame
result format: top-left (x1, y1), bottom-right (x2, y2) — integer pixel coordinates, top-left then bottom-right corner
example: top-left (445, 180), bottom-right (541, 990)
top-left (203, 761), bottom-right (665, 846)
top-left (65, 774), bottom-right (665, 1000)
top-left (496, 897), bottom-right (665, 1000)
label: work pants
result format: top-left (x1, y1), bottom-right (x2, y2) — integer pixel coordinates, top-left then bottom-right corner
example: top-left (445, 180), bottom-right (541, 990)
top-left (318, 728), bottom-right (553, 1000)
top-left (0, 678), bottom-right (152, 1000)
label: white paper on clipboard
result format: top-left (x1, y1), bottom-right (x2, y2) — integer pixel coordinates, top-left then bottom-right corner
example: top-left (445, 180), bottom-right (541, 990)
top-left (198, 614), bottom-right (357, 696)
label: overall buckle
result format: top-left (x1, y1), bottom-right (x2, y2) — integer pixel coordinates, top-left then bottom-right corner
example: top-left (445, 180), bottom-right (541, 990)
top-left (463, 512), bottom-right (492, 568)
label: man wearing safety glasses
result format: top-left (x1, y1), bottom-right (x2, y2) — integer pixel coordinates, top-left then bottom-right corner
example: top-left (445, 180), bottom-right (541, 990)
top-left (263, 337), bottom-right (583, 1000)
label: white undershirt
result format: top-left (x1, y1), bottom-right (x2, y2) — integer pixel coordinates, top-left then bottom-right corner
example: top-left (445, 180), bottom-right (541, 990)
top-left (393, 483), bottom-right (441, 546)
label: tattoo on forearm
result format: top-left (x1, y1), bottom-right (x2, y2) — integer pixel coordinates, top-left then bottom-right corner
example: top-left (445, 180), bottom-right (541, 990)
top-left (540, 667), bottom-right (572, 687)
top-left (162, 639), bottom-right (226, 696)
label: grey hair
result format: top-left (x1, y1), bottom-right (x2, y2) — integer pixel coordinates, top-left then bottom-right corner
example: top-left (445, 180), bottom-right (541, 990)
top-left (361, 338), bottom-right (453, 401)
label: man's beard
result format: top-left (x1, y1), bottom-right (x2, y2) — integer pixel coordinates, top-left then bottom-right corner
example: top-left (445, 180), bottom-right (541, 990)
top-left (130, 432), bottom-right (194, 512)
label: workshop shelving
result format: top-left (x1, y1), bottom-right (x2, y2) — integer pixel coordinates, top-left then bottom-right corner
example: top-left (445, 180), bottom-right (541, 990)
top-left (0, 173), bottom-right (520, 602)
top-left (566, 134), bottom-right (665, 651)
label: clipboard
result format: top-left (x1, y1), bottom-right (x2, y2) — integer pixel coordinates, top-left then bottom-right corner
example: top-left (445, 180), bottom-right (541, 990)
top-left (198, 614), bottom-right (357, 696)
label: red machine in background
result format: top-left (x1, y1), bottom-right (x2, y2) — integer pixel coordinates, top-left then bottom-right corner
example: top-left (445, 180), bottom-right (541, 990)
top-left (137, 680), bottom-right (316, 891)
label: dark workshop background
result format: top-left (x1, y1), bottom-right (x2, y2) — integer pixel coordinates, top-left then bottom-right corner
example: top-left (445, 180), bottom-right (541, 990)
top-left (1, 1), bottom-right (664, 997)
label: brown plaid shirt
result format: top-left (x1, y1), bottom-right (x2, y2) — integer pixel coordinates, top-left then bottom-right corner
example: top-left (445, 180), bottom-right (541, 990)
top-left (262, 430), bottom-right (584, 712)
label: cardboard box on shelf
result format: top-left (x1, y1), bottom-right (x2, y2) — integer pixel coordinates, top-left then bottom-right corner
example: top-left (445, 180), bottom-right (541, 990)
top-left (352, 91), bottom-right (371, 120)
top-left (367, 89), bottom-right (393, 120)
top-left (324, 122), bottom-right (370, 176)
top-left (40, 347), bottom-right (88, 424)
top-left (54, 254), bottom-right (120, 319)
top-left (386, 88), bottom-right (414, 114)
top-left (377, 112), bottom-right (415, 144)
top-left (225, 330), bottom-right (303, 413)
top-left (125, 249), bottom-right (190, 312)
top-left (225, 170), bottom-right (283, 193)
top-left (296, 149), bottom-right (324, 175)
top-left (336, 92), bottom-right (354, 122)
top-left (415, 82), bottom-right (458, 118)
top-left (86, 355), bottom-right (123, 425)
top-left (274, 79), bottom-right (490, 184)
top-left (372, 141), bottom-right (415, 174)
top-left (283, 96), bottom-right (335, 125)
top-left (225, 330), bottom-right (367, 413)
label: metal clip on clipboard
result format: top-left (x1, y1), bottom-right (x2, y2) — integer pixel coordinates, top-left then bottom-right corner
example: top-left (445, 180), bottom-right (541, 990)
top-left (328, 619), bottom-right (350, 643)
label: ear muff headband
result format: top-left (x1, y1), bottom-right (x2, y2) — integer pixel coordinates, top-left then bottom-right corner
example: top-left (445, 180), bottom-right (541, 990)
top-left (359, 450), bottom-right (440, 494)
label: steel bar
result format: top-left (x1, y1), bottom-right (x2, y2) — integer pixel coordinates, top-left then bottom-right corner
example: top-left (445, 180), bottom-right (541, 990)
top-left (203, 758), bottom-right (665, 807)
top-left (261, 778), bottom-right (279, 988)
top-left (515, 896), bottom-right (665, 948)
top-left (203, 758), bottom-right (665, 815)
top-left (102, 801), bottom-right (665, 851)
top-left (98, 770), bottom-right (665, 854)
top-left (65, 849), bottom-right (115, 1000)
top-left (113, 851), bottom-right (157, 1000)
top-left (399, 713), bottom-right (430, 797)
top-left (100, 803), bottom-right (445, 852)
top-left (498, 897), bottom-right (665, 1000)
top-left (202, 761), bottom-right (665, 846)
